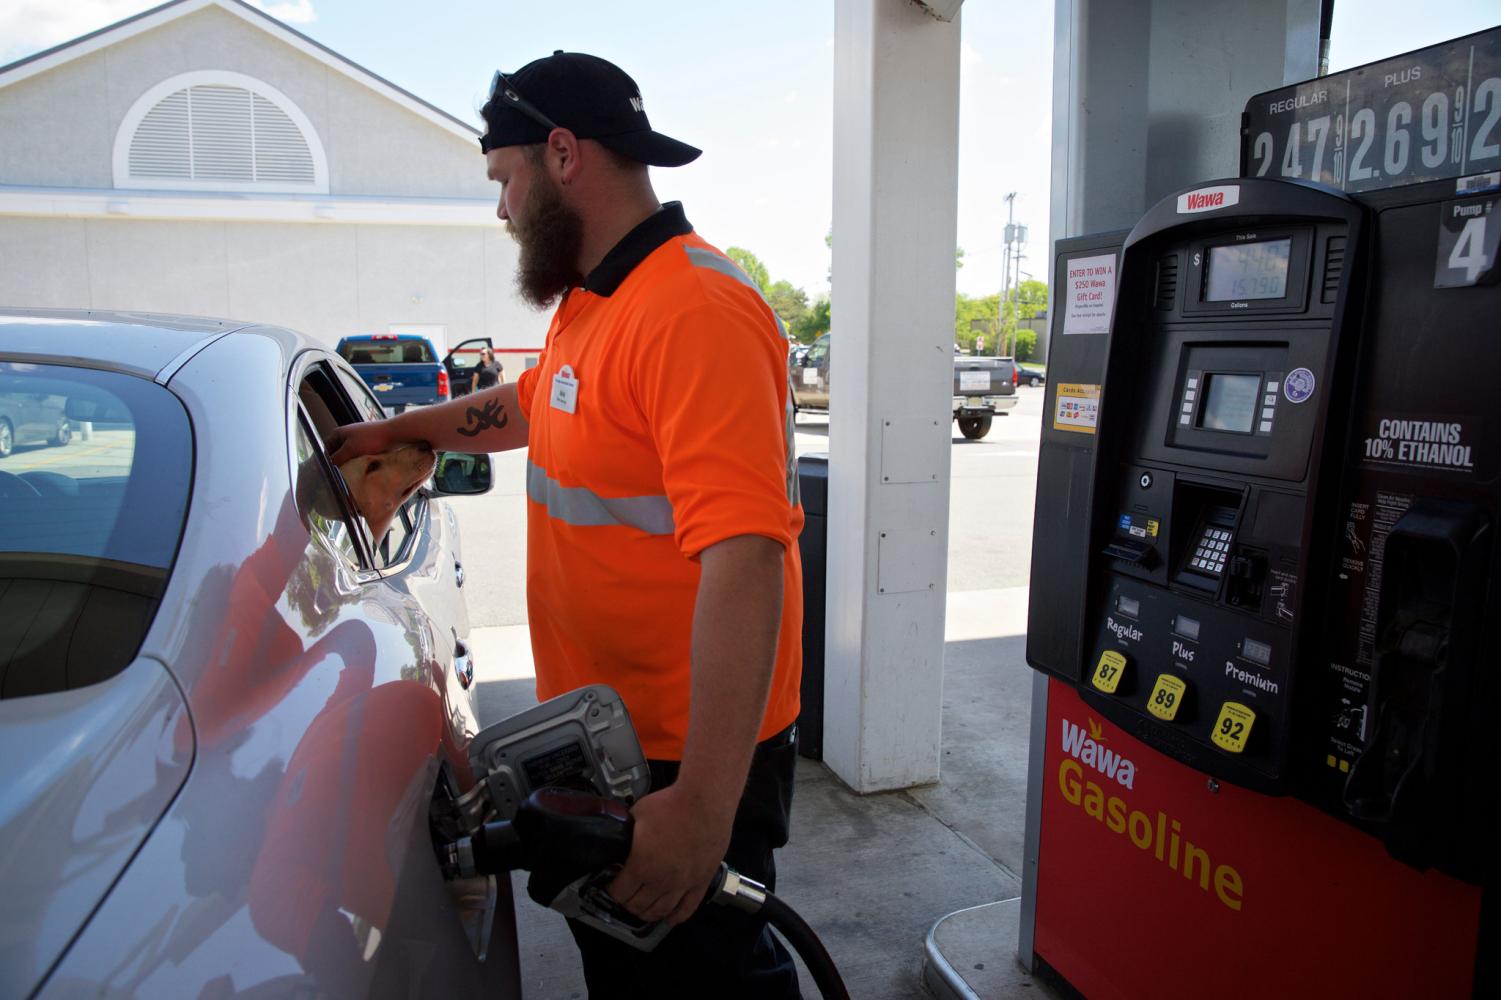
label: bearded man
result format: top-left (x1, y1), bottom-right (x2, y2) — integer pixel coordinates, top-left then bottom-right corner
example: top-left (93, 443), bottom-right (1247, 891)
top-left (329, 51), bottom-right (805, 999)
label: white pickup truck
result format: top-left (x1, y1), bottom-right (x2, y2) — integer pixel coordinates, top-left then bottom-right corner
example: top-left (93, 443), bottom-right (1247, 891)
top-left (789, 334), bottom-right (1018, 439)
top-left (951, 354), bottom-right (1019, 439)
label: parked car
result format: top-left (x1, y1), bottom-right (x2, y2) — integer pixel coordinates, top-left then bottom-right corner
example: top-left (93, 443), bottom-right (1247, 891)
top-left (442, 337), bottom-right (496, 397)
top-left (790, 332), bottom-right (831, 413)
top-left (0, 310), bottom-right (520, 998)
top-left (335, 333), bottom-right (493, 411)
top-left (0, 389), bottom-right (71, 457)
top-left (1017, 362), bottom-right (1047, 387)
top-left (791, 333), bottom-right (1017, 439)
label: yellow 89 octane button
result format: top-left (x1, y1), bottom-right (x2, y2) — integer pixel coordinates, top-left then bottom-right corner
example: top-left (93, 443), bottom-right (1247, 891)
top-left (1147, 674), bottom-right (1187, 721)
top-left (1211, 702), bottom-right (1256, 753)
top-left (1091, 650), bottom-right (1128, 694)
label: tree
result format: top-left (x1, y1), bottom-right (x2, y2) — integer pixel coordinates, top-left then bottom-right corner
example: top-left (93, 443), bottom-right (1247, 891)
top-left (1013, 328), bottom-right (1038, 362)
top-left (725, 246), bottom-right (770, 293)
top-left (998, 279), bottom-right (1048, 355)
top-left (954, 292), bottom-right (1001, 354)
top-left (791, 296), bottom-right (830, 344)
top-left (765, 279), bottom-right (809, 330)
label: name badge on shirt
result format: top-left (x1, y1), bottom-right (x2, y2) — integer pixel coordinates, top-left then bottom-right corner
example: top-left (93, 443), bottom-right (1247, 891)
top-left (550, 364), bottom-right (580, 414)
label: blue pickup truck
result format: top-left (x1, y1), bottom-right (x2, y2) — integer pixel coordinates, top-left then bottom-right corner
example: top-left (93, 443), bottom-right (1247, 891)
top-left (335, 334), bottom-right (492, 412)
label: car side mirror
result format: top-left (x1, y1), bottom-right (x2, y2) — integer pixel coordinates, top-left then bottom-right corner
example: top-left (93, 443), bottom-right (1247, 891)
top-left (428, 451), bottom-right (494, 496)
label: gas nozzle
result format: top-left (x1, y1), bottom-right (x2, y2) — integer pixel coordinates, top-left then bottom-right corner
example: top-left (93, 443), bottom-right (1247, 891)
top-left (439, 787), bottom-right (632, 880)
top-left (439, 785), bottom-right (849, 998)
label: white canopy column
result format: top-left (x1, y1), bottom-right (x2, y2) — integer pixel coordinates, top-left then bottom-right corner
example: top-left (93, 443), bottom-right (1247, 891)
top-left (823, 0), bottom-right (962, 792)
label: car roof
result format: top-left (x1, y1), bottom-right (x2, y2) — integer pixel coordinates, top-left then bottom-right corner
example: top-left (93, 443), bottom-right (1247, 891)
top-left (0, 308), bottom-right (251, 380)
top-left (337, 333), bottom-right (428, 342)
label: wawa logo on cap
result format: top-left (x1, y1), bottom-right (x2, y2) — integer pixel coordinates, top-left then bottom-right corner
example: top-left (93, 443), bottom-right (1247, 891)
top-left (1176, 185), bottom-right (1240, 214)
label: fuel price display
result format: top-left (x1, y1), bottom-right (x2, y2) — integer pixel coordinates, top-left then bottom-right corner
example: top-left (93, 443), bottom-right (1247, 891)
top-left (1242, 27), bottom-right (1501, 194)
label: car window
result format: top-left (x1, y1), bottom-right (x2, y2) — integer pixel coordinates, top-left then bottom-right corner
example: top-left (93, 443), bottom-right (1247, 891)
top-left (376, 493), bottom-right (422, 568)
top-left (293, 412), bottom-right (362, 570)
top-left (299, 360), bottom-right (425, 571)
top-left (332, 361), bottom-right (426, 568)
top-left (336, 339), bottom-right (435, 365)
top-left (0, 363), bottom-right (191, 699)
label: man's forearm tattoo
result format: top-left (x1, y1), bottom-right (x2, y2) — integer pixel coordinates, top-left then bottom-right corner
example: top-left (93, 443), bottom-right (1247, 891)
top-left (456, 399), bottom-right (508, 437)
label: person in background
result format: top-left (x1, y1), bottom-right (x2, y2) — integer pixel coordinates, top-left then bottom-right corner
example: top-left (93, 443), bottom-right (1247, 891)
top-left (474, 347), bottom-right (505, 389)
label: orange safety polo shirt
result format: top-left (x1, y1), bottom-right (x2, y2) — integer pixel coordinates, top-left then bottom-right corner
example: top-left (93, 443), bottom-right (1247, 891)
top-left (515, 202), bottom-right (804, 761)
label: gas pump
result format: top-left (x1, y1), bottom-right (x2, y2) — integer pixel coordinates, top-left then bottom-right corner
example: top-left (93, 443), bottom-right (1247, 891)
top-left (1024, 27), bottom-right (1497, 999)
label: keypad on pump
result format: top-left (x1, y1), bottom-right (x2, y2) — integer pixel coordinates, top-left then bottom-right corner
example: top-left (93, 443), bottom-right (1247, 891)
top-left (1190, 528), bottom-right (1232, 574)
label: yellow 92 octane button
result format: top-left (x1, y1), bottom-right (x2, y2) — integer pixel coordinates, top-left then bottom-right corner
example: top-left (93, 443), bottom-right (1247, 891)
top-left (1147, 674), bottom-right (1187, 721)
top-left (1091, 650), bottom-right (1128, 694)
top-left (1211, 701), bottom-right (1256, 753)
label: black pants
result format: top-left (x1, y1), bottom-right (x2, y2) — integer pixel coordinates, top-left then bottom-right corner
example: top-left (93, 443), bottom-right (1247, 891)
top-left (566, 724), bottom-right (803, 1000)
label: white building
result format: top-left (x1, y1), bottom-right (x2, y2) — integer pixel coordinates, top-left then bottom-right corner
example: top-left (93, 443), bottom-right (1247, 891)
top-left (0, 0), bottom-right (547, 354)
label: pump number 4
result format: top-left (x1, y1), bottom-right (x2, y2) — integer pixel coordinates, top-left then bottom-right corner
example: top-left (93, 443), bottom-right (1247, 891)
top-left (1435, 197), bottom-right (1500, 288)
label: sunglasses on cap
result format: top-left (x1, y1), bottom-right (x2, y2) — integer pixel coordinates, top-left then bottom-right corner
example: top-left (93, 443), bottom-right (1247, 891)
top-left (480, 70), bottom-right (559, 152)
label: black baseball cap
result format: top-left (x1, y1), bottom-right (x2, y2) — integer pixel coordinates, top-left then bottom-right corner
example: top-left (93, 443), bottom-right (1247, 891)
top-left (479, 51), bottom-right (701, 167)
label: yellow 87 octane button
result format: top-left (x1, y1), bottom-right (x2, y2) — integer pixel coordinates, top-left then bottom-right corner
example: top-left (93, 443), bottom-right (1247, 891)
top-left (1211, 702), bottom-right (1256, 753)
top-left (1147, 674), bottom-right (1187, 721)
top-left (1091, 650), bottom-right (1128, 694)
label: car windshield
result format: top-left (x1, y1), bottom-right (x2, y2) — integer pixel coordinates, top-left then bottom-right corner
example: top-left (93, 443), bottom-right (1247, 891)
top-left (0, 363), bottom-right (192, 699)
top-left (337, 339), bottom-right (435, 365)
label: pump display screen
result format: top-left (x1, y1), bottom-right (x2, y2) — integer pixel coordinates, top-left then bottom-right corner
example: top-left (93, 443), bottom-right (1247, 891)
top-left (1199, 373), bottom-right (1262, 433)
top-left (1204, 240), bottom-right (1291, 301)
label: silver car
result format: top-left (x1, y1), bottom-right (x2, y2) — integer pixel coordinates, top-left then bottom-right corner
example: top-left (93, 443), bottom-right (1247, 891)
top-left (0, 310), bottom-right (520, 998)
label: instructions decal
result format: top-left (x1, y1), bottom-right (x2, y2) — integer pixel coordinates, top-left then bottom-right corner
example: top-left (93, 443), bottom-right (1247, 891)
top-left (1054, 383), bottom-right (1101, 434)
top-left (1362, 416), bottom-right (1478, 473)
top-left (1063, 253), bottom-right (1117, 335)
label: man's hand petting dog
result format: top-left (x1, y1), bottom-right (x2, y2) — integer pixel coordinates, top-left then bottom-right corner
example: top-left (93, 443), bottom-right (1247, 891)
top-left (338, 443), bottom-right (436, 542)
top-left (327, 420), bottom-right (399, 467)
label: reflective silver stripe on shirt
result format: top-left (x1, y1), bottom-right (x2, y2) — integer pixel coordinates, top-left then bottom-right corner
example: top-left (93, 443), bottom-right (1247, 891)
top-left (685, 245), bottom-right (800, 504)
top-left (527, 460), bottom-right (676, 535)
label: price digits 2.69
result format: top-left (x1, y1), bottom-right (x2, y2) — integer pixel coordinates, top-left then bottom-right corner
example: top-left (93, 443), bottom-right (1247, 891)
top-left (1250, 76), bottom-right (1501, 190)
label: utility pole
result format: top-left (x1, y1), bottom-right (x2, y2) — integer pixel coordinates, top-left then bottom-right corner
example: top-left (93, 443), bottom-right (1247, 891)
top-left (1000, 192), bottom-right (1015, 356)
top-left (1001, 193), bottom-right (1028, 358)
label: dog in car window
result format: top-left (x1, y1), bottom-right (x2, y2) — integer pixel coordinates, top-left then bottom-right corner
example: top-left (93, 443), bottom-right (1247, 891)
top-left (338, 443), bottom-right (436, 543)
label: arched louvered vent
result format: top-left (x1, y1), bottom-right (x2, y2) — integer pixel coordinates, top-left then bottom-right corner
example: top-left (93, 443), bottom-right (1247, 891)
top-left (115, 73), bottom-right (327, 193)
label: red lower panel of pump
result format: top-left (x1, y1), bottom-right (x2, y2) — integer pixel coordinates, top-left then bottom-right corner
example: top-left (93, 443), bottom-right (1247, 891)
top-left (1034, 681), bottom-right (1479, 1000)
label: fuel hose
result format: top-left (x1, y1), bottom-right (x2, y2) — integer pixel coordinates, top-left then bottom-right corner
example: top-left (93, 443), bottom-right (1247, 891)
top-left (441, 788), bottom-right (851, 1000)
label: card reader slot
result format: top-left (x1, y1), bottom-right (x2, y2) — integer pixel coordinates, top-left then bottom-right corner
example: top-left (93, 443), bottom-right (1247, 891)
top-left (1103, 538), bottom-right (1156, 565)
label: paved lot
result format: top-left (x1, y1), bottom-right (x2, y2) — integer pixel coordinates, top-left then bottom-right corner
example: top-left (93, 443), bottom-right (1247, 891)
top-left (450, 387), bottom-right (1046, 626)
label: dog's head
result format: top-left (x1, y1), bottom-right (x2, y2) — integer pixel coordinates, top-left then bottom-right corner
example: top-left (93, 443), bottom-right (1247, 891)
top-left (339, 442), bottom-right (437, 542)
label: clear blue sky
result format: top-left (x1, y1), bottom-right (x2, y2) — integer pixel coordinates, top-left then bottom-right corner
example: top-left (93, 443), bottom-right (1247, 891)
top-left (2, 1), bottom-right (1497, 301)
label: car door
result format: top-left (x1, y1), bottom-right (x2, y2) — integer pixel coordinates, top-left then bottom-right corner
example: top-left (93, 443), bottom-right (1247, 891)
top-left (330, 359), bottom-right (476, 703)
top-left (295, 357), bottom-right (515, 987)
top-left (803, 334), bottom-right (831, 408)
top-left (443, 338), bottom-right (494, 398)
top-left (19, 391), bottom-right (51, 443)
